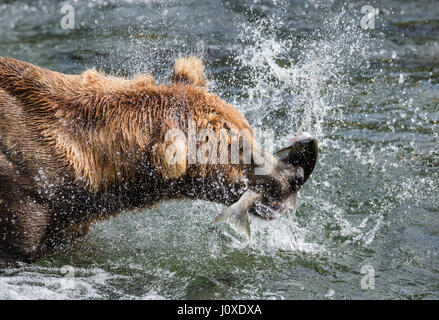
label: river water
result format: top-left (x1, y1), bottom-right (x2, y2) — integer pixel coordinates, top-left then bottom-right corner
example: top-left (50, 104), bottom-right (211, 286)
top-left (0, 0), bottom-right (438, 299)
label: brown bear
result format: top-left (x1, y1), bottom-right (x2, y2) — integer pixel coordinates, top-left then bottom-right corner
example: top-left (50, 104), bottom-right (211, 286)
top-left (0, 56), bottom-right (317, 267)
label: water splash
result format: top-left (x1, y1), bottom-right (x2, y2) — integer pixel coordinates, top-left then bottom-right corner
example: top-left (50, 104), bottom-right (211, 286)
top-left (234, 8), bottom-right (376, 140)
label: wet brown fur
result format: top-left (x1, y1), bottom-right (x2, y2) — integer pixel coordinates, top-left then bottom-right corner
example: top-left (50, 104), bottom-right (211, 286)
top-left (0, 57), bottom-right (293, 267)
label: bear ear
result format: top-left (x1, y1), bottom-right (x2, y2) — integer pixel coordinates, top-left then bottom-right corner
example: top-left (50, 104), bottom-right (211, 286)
top-left (171, 56), bottom-right (206, 88)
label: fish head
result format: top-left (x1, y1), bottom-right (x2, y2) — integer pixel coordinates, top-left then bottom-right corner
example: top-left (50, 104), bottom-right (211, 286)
top-left (215, 132), bottom-right (318, 235)
top-left (252, 131), bottom-right (318, 219)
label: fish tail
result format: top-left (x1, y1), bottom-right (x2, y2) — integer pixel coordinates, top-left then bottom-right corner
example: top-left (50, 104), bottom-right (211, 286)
top-left (215, 206), bottom-right (251, 238)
